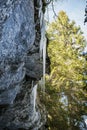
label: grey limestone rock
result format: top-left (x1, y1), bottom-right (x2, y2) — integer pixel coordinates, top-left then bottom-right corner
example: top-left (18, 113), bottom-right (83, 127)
top-left (0, 0), bottom-right (46, 129)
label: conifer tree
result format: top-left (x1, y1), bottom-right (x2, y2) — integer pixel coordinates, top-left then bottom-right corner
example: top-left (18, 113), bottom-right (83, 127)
top-left (47, 11), bottom-right (86, 91)
top-left (44, 11), bottom-right (87, 130)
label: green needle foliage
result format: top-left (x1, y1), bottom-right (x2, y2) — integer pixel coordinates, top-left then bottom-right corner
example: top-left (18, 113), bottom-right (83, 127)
top-left (44, 11), bottom-right (87, 130)
top-left (47, 11), bottom-right (86, 91)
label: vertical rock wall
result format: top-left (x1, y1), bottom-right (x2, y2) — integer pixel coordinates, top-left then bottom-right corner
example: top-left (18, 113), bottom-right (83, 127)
top-left (0, 0), bottom-right (46, 129)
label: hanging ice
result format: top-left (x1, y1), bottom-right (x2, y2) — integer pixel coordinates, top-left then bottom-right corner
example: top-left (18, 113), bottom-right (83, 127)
top-left (29, 1), bottom-right (46, 120)
top-left (40, 25), bottom-right (46, 91)
top-left (29, 83), bottom-right (39, 124)
top-left (33, 84), bottom-right (37, 113)
top-left (40, 17), bottom-right (46, 58)
top-left (29, 81), bottom-right (37, 117)
top-left (39, 4), bottom-right (47, 92)
top-left (39, 0), bottom-right (43, 27)
top-left (42, 35), bottom-right (46, 92)
top-left (30, 81), bottom-right (38, 115)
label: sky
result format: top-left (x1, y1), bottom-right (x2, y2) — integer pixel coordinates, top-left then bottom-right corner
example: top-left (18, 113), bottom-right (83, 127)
top-left (45, 0), bottom-right (87, 41)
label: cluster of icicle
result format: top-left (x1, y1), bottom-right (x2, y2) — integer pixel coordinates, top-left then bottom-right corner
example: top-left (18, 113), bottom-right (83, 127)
top-left (39, 0), bottom-right (46, 92)
top-left (31, 0), bottom-right (47, 116)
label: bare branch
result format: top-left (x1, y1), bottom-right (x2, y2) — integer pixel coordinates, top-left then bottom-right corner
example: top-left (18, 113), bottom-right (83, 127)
top-left (51, 0), bottom-right (58, 18)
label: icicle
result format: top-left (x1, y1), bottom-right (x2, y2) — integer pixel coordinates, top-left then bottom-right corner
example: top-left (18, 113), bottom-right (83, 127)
top-left (43, 37), bottom-right (46, 76)
top-left (39, 0), bottom-right (47, 92)
top-left (39, 19), bottom-right (46, 92)
top-left (33, 84), bottom-right (37, 114)
top-left (31, 81), bottom-right (37, 114)
top-left (37, 0), bottom-right (44, 29)
top-left (42, 36), bottom-right (46, 92)
top-left (39, 0), bottom-right (43, 27)
top-left (40, 19), bottom-right (46, 59)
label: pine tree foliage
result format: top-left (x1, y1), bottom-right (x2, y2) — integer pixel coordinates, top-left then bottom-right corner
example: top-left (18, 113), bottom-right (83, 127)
top-left (47, 11), bottom-right (86, 91)
top-left (43, 11), bottom-right (87, 130)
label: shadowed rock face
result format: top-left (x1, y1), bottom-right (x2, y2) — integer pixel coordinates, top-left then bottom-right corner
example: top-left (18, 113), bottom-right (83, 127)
top-left (0, 0), bottom-right (45, 129)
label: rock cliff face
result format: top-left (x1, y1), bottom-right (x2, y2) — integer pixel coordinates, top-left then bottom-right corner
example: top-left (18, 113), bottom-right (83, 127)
top-left (0, 0), bottom-right (46, 129)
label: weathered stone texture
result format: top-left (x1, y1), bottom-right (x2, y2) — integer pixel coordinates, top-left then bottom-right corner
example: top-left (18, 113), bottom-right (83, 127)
top-left (0, 0), bottom-right (45, 129)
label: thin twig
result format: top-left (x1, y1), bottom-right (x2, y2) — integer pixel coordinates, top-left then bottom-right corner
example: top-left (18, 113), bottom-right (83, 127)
top-left (51, 0), bottom-right (58, 18)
